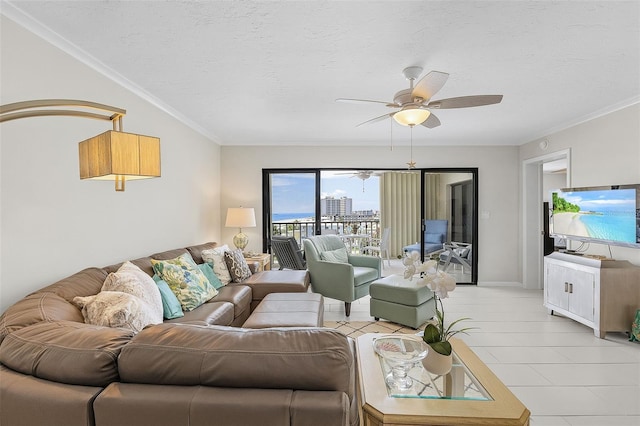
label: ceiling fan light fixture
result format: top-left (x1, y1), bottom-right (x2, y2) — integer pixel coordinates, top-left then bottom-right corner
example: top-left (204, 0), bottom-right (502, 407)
top-left (393, 106), bottom-right (430, 127)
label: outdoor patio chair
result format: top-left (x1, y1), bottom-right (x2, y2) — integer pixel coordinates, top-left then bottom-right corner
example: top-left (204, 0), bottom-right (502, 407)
top-left (270, 236), bottom-right (307, 270)
top-left (362, 227), bottom-right (391, 268)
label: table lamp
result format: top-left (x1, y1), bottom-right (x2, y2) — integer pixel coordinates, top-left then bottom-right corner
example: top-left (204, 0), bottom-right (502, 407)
top-left (225, 207), bottom-right (256, 251)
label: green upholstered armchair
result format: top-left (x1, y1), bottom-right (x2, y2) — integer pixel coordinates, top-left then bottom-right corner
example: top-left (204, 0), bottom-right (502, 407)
top-left (303, 235), bottom-right (381, 316)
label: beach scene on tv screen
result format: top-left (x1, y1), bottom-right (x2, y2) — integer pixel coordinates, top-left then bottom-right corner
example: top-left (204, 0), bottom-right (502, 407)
top-left (552, 189), bottom-right (638, 244)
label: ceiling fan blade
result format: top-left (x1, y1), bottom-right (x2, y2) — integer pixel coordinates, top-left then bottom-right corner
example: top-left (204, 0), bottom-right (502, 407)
top-left (336, 98), bottom-right (398, 108)
top-left (427, 95), bottom-right (503, 109)
top-left (420, 112), bottom-right (441, 129)
top-left (411, 71), bottom-right (449, 102)
top-left (356, 112), bottom-right (393, 127)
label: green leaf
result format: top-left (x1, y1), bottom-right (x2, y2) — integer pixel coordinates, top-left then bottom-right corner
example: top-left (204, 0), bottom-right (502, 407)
top-left (429, 341), bottom-right (452, 356)
top-left (422, 323), bottom-right (441, 344)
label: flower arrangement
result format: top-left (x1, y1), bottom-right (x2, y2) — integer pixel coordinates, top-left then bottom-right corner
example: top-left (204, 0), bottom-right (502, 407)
top-left (403, 251), bottom-right (474, 356)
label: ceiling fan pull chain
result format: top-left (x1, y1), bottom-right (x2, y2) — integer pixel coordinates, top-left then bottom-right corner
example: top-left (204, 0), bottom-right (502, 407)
top-left (407, 125), bottom-right (416, 169)
top-left (390, 118), bottom-right (393, 151)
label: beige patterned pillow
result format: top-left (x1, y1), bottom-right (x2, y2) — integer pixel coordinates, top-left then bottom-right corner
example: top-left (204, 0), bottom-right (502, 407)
top-left (224, 249), bottom-right (252, 283)
top-left (73, 291), bottom-right (158, 333)
top-left (201, 245), bottom-right (232, 285)
top-left (102, 261), bottom-right (163, 324)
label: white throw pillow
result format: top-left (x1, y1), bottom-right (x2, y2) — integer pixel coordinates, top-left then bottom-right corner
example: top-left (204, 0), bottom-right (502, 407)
top-left (201, 245), bottom-right (232, 285)
top-left (73, 291), bottom-right (157, 333)
top-left (101, 261), bottom-right (163, 324)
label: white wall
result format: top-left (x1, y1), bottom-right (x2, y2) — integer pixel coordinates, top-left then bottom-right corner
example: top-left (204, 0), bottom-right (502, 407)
top-left (220, 145), bottom-right (521, 285)
top-left (0, 17), bottom-right (221, 311)
top-left (520, 103), bottom-right (640, 264)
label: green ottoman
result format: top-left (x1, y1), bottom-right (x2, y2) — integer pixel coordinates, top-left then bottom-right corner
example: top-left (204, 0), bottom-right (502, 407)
top-left (369, 274), bottom-right (437, 329)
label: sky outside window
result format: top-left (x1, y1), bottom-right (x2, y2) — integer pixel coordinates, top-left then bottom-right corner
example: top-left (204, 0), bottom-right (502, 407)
top-left (270, 171), bottom-right (380, 216)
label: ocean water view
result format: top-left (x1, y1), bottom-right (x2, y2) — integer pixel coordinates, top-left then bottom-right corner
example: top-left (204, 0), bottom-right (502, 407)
top-left (581, 212), bottom-right (636, 243)
top-left (272, 212), bottom-right (314, 222)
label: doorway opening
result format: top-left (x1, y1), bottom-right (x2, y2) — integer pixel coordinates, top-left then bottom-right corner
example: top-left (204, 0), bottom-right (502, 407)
top-left (522, 149), bottom-right (571, 289)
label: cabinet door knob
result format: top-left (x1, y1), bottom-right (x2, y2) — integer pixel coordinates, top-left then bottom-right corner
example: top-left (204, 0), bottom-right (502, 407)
top-left (565, 282), bottom-right (569, 292)
top-left (568, 283), bottom-right (573, 294)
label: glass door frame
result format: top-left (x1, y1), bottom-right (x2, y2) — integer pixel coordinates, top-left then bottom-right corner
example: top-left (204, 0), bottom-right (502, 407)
top-left (262, 167), bottom-right (478, 285)
top-left (420, 168), bottom-right (478, 285)
top-left (262, 168), bottom-right (321, 253)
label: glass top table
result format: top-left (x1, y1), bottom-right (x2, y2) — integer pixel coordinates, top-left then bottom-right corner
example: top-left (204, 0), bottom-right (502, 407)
top-left (373, 335), bottom-right (491, 400)
top-left (356, 333), bottom-right (530, 426)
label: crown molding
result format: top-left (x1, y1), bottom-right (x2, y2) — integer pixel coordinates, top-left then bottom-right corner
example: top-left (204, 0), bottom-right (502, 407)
top-left (1, 1), bottom-right (220, 144)
top-left (520, 95), bottom-right (640, 145)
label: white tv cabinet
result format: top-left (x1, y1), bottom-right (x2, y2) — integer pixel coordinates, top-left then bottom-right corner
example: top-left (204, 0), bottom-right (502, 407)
top-left (543, 252), bottom-right (640, 338)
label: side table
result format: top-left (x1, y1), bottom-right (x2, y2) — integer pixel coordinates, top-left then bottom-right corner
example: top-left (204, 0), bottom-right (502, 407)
top-left (244, 253), bottom-right (271, 271)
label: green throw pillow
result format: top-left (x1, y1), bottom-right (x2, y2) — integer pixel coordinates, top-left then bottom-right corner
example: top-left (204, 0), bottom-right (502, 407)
top-left (152, 274), bottom-right (184, 319)
top-left (198, 263), bottom-right (223, 290)
top-left (320, 247), bottom-right (349, 263)
top-left (151, 253), bottom-right (218, 312)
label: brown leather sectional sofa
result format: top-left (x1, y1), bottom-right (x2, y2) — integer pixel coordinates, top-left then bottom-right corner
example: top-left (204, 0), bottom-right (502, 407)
top-left (0, 242), bottom-right (359, 426)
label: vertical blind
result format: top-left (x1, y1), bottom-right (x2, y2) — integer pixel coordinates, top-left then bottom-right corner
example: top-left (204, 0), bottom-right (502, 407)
top-left (379, 171), bottom-right (422, 257)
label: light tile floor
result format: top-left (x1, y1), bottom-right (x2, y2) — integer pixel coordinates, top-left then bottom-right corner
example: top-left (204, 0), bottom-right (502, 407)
top-left (322, 259), bottom-right (640, 426)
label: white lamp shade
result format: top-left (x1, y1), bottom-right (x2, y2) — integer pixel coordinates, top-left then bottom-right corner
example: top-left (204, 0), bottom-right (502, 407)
top-left (393, 107), bottom-right (431, 126)
top-left (225, 207), bottom-right (256, 228)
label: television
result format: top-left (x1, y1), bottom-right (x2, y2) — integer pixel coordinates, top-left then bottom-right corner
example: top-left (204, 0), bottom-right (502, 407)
top-left (550, 184), bottom-right (640, 249)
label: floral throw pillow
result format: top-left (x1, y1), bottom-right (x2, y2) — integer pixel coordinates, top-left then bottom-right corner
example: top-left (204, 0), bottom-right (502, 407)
top-left (151, 253), bottom-right (218, 312)
top-left (223, 249), bottom-right (252, 283)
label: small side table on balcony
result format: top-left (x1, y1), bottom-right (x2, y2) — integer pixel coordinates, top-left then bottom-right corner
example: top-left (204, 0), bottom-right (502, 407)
top-left (244, 253), bottom-right (271, 271)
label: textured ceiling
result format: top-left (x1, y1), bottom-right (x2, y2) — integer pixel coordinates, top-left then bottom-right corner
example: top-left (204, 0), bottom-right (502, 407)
top-left (3, 0), bottom-right (639, 146)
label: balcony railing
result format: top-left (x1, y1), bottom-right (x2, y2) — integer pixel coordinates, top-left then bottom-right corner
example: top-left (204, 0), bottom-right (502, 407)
top-left (271, 219), bottom-right (380, 249)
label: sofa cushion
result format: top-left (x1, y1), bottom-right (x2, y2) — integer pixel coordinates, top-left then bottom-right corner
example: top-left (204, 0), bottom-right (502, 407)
top-left (353, 266), bottom-right (380, 287)
top-left (213, 285), bottom-right (252, 324)
top-left (223, 249), bottom-right (252, 283)
top-left (118, 324), bottom-right (354, 396)
top-left (0, 292), bottom-right (84, 343)
top-left (185, 242), bottom-right (218, 264)
top-left (152, 274), bottom-right (184, 320)
top-left (164, 301), bottom-right (235, 327)
top-left (0, 320), bottom-right (133, 387)
top-left (73, 291), bottom-right (161, 333)
top-left (151, 253), bottom-right (218, 312)
top-left (239, 270), bottom-right (310, 307)
top-left (1, 365), bottom-right (104, 426)
top-left (425, 232), bottom-right (445, 244)
top-left (201, 245), bottom-right (233, 285)
top-left (102, 261), bottom-right (163, 324)
top-left (35, 267), bottom-right (108, 302)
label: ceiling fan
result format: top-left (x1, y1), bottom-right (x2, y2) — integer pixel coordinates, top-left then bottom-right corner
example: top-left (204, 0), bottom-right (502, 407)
top-left (336, 66), bottom-right (503, 128)
top-left (335, 170), bottom-right (380, 192)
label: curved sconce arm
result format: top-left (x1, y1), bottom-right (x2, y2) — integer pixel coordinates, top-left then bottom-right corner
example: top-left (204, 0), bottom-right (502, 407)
top-left (1, 99), bottom-right (126, 129)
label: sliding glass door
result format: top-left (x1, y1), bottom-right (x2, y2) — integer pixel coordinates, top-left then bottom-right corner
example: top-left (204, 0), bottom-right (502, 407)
top-left (262, 170), bottom-right (319, 252)
top-left (262, 168), bottom-right (477, 284)
top-left (422, 169), bottom-right (478, 284)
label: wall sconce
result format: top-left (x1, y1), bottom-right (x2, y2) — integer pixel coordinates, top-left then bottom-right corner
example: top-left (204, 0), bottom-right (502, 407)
top-left (0, 99), bottom-right (160, 191)
top-left (225, 207), bottom-right (256, 251)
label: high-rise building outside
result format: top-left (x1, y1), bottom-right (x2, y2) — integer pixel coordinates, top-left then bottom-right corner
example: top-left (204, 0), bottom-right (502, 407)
top-left (321, 196), bottom-right (352, 216)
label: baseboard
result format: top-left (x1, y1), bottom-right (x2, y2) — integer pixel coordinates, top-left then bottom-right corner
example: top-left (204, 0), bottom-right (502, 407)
top-left (477, 281), bottom-right (525, 287)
